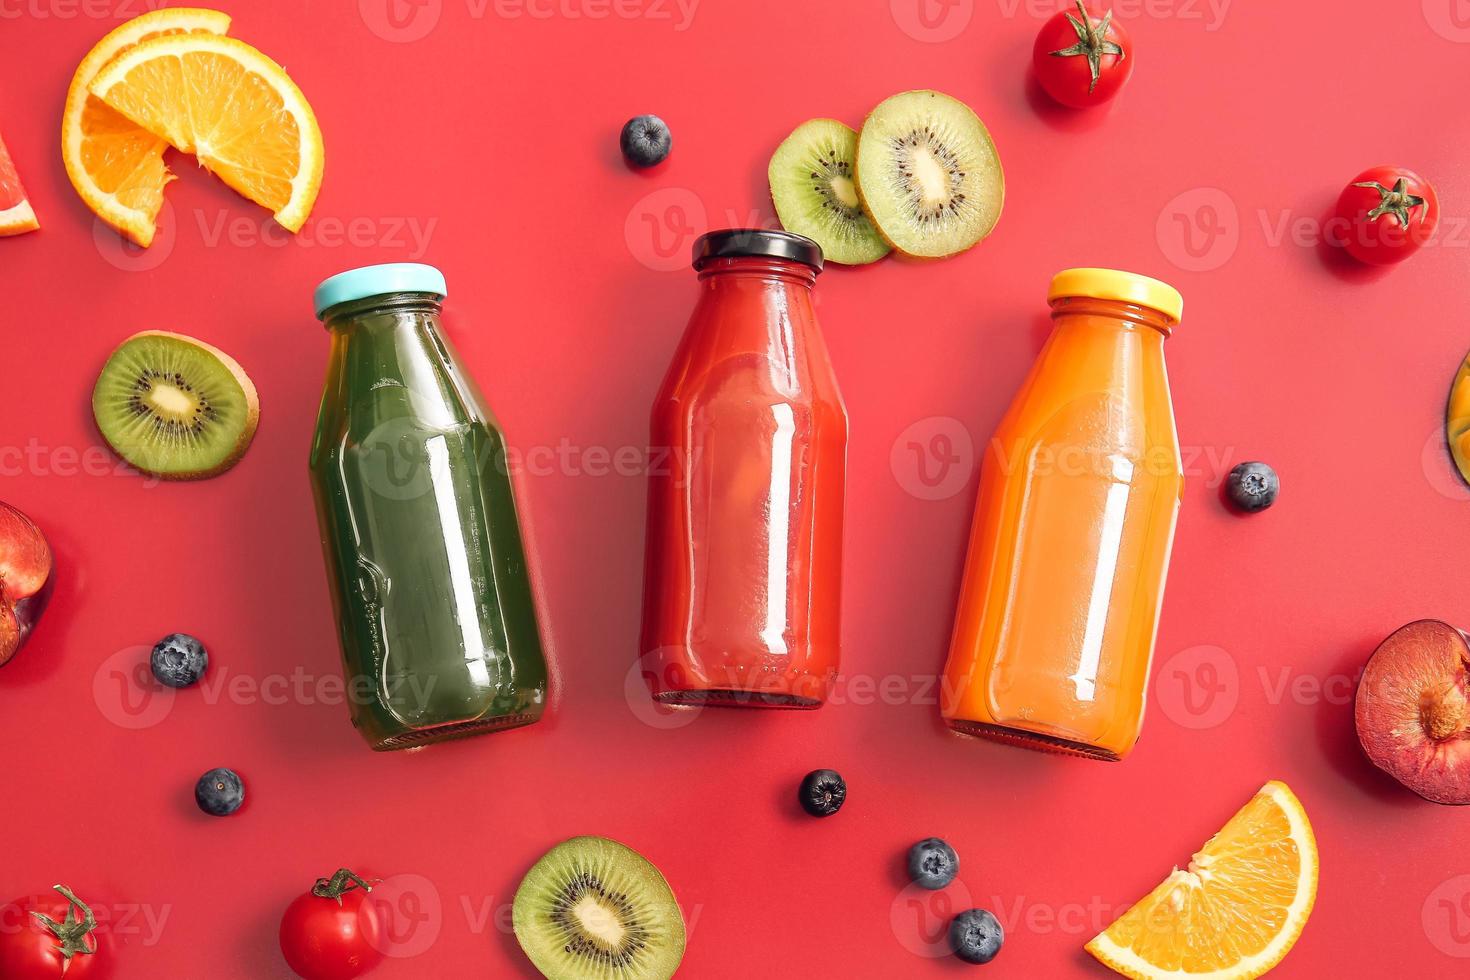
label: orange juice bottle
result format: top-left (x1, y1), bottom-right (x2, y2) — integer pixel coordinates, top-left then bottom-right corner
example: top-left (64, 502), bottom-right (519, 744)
top-left (941, 269), bottom-right (1184, 761)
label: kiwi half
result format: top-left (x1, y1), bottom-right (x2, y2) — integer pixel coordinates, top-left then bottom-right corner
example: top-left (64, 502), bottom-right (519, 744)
top-left (513, 836), bottom-right (685, 980)
top-left (855, 90), bottom-right (1004, 258)
top-left (92, 330), bottom-right (259, 479)
top-left (769, 118), bottom-right (891, 266)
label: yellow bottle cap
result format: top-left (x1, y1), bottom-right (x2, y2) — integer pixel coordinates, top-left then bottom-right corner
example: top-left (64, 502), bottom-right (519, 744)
top-left (1047, 268), bottom-right (1184, 324)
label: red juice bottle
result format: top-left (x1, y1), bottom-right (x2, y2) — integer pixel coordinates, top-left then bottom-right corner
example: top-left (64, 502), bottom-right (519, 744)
top-left (640, 230), bottom-right (847, 707)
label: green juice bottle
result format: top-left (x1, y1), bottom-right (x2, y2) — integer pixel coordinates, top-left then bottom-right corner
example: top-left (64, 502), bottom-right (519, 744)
top-left (308, 263), bottom-right (548, 750)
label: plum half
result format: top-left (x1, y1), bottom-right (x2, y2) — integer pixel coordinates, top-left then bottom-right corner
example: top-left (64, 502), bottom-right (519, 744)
top-left (0, 501), bottom-right (53, 667)
top-left (1355, 620), bottom-right (1470, 805)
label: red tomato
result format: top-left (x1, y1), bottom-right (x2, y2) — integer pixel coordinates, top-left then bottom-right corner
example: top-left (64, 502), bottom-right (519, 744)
top-left (1033, 0), bottom-right (1134, 108)
top-left (0, 886), bottom-right (110, 979)
top-left (1333, 166), bottom-right (1439, 265)
top-left (279, 870), bottom-right (385, 980)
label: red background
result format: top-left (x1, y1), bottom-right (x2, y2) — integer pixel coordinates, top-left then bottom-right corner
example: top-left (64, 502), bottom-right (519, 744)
top-left (3, 0), bottom-right (1470, 977)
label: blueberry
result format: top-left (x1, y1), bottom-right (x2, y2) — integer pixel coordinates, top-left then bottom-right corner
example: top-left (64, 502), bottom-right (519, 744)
top-left (908, 838), bottom-right (959, 890)
top-left (1226, 461), bottom-right (1279, 512)
top-left (798, 769), bottom-right (846, 817)
top-left (949, 908), bottom-right (1004, 965)
top-left (619, 114), bottom-right (671, 168)
top-left (195, 768), bottom-right (244, 816)
top-left (151, 633), bottom-right (208, 688)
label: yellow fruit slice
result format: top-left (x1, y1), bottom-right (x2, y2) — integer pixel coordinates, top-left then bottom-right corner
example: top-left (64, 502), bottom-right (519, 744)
top-left (1086, 781), bottom-right (1318, 980)
top-left (1447, 351), bottom-right (1470, 486)
top-left (61, 8), bottom-right (231, 247)
top-left (88, 33), bottom-right (323, 233)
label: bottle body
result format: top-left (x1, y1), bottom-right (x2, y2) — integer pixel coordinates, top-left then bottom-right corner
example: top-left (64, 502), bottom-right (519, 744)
top-left (309, 293), bottom-right (548, 750)
top-left (640, 254), bottom-right (847, 707)
top-left (942, 292), bottom-right (1183, 760)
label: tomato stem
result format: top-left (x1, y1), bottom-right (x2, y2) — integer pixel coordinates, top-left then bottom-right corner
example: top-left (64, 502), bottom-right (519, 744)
top-left (1050, 0), bottom-right (1126, 94)
top-left (310, 869), bottom-right (380, 906)
top-left (31, 885), bottom-right (100, 961)
top-left (1352, 178), bottom-right (1426, 229)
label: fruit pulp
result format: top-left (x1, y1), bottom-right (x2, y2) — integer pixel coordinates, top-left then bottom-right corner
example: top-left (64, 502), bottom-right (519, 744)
top-left (942, 293), bottom-right (1183, 759)
top-left (0, 129), bottom-right (38, 235)
top-left (0, 502), bottom-right (52, 667)
top-left (640, 256), bottom-right (847, 706)
top-left (309, 296), bottom-right (548, 749)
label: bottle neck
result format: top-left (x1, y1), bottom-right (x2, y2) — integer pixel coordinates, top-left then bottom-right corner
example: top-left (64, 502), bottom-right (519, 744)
top-left (678, 255), bottom-right (824, 378)
top-left (696, 256), bottom-right (819, 290)
top-left (1049, 296), bottom-right (1174, 338)
top-left (321, 292), bottom-right (443, 333)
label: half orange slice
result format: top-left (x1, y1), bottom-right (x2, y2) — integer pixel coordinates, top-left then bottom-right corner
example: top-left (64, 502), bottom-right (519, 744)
top-left (61, 7), bottom-right (231, 247)
top-left (1086, 781), bottom-right (1318, 980)
top-left (89, 33), bottom-right (323, 234)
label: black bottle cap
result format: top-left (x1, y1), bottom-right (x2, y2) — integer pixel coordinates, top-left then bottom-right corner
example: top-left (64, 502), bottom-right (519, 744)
top-left (691, 229), bottom-right (823, 273)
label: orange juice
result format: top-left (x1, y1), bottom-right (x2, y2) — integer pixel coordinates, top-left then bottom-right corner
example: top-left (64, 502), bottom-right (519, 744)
top-left (941, 269), bottom-right (1184, 761)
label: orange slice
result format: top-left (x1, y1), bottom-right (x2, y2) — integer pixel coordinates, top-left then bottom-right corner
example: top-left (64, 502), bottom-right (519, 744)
top-left (62, 8), bottom-right (231, 247)
top-left (1448, 351), bottom-right (1470, 486)
top-left (1086, 781), bottom-right (1318, 980)
top-left (0, 129), bottom-right (39, 237)
top-left (88, 33), bottom-right (323, 233)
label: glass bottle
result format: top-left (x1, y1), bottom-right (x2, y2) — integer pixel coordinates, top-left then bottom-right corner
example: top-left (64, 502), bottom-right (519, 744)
top-left (942, 268), bottom-right (1185, 760)
top-left (309, 263), bottom-right (549, 750)
top-left (640, 231), bottom-right (848, 707)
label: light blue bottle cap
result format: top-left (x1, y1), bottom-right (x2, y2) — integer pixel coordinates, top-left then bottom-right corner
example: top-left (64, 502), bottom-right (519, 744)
top-left (313, 263), bottom-right (447, 319)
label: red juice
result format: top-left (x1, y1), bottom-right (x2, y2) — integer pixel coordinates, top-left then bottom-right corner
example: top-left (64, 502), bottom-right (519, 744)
top-left (640, 231), bottom-right (847, 707)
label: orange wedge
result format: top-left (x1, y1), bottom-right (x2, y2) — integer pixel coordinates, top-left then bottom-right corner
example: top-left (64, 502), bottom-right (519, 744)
top-left (62, 8), bottom-right (231, 247)
top-left (1448, 351), bottom-right (1470, 486)
top-left (1086, 781), bottom-right (1318, 980)
top-left (88, 33), bottom-right (323, 233)
top-left (0, 129), bottom-right (39, 236)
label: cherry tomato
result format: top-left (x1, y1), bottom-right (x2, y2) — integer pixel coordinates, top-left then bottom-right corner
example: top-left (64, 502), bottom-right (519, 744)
top-left (279, 870), bottom-right (385, 980)
top-left (1033, 0), bottom-right (1133, 108)
top-left (1333, 166), bottom-right (1438, 265)
top-left (0, 886), bottom-right (110, 979)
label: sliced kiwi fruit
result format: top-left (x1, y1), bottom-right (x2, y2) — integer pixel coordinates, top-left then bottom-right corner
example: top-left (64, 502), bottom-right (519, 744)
top-left (513, 836), bottom-right (685, 980)
top-left (855, 90), bottom-right (1004, 259)
top-left (92, 330), bottom-right (259, 479)
top-left (769, 118), bottom-right (891, 266)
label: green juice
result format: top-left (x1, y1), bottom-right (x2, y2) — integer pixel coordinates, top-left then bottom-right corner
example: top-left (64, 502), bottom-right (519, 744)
top-left (309, 282), bottom-right (547, 750)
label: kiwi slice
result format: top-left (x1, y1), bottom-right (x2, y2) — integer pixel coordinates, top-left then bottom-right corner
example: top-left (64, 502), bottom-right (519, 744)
top-left (769, 118), bottom-right (891, 266)
top-left (92, 330), bottom-right (260, 479)
top-left (513, 836), bottom-right (685, 980)
top-left (855, 90), bottom-right (1004, 258)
